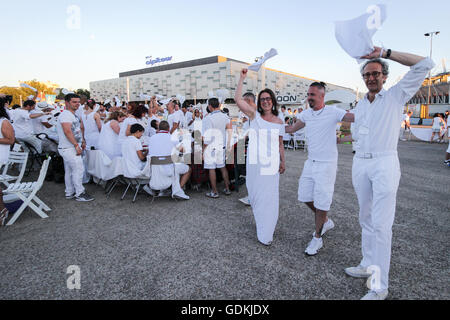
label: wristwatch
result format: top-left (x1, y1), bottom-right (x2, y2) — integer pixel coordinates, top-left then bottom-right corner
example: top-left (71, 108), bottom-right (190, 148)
top-left (385, 49), bottom-right (392, 59)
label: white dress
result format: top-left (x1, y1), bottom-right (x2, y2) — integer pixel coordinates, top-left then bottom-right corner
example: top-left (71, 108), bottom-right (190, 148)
top-left (0, 118), bottom-right (10, 165)
top-left (98, 121), bottom-right (122, 160)
top-left (81, 111), bottom-right (101, 149)
top-left (246, 112), bottom-right (285, 245)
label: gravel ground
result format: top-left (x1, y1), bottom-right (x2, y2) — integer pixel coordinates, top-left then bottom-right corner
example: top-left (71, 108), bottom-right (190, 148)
top-left (0, 141), bottom-right (449, 300)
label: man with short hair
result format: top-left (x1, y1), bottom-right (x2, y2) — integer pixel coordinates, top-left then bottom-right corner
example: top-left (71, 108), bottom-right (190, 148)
top-left (13, 100), bottom-right (50, 153)
top-left (181, 105), bottom-right (192, 129)
top-left (278, 105), bottom-right (287, 122)
top-left (57, 94), bottom-right (94, 202)
top-left (144, 121), bottom-right (191, 200)
top-left (203, 98), bottom-right (232, 198)
top-left (286, 82), bottom-right (354, 256)
top-left (345, 47), bottom-right (434, 300)
top-left (167, 100), bottom-right (182, 134)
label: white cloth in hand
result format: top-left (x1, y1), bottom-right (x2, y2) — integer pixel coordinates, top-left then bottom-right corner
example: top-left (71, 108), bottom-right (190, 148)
top-left (334, 4), bottom-right (387, 63)
top-left (248, 48), bottom-right (278, 72)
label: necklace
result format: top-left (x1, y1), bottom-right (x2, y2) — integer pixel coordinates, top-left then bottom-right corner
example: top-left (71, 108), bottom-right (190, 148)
top-left (312, 106), bottom-right (326, 117)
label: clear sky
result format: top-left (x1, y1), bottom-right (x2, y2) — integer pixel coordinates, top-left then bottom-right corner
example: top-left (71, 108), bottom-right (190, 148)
top-left (1, 0), bottom-right (449, 93)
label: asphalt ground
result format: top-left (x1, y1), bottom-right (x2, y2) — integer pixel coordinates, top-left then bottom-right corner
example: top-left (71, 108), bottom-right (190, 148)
top-left (0, 141), bottom-right (449, 300)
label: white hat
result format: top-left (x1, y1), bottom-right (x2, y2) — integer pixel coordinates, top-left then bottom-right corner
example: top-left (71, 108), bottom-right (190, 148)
top-left (36, 101), bottom-right (50, 110)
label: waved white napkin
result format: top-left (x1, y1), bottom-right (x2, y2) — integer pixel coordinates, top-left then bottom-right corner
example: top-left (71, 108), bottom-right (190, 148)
top-left (248, 48), bottom-right (278, 72)
top-left (20, 83), bottom-right (37, 92)
top-left (335, 4), bottom-right (387, 63)
top-left (216, 89), bottom-right (229, 104)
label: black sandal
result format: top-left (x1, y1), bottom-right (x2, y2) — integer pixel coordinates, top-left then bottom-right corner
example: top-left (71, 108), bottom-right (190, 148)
top-left (0, 208), bottom-right (9, 227)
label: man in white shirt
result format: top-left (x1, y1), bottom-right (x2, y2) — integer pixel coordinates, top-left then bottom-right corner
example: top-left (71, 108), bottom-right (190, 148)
top-left (13, 100), bottom-right (51, 153)
top-left (143, 121), bottom-right (191, 200)
top-left (345, 47), bottom-right (434, 300)
top-left (296, 108), bottom-right (304, 120)
top-left (181, 105), bottom-right (192, 130)
top-left (32, 102), bottom-right (59, 153)
top-left (278, 106), bottom-right (287, 122)
top-left (286, 82), bottom-right (354, 257)
top-left (399, 111), bottom-right (412, 141)
top-left (57, 94), bottom-right (94, 202)
top-left (167, 100), bottom-right (182, 134)
top-left (203, 98), bottom-right (233, 198)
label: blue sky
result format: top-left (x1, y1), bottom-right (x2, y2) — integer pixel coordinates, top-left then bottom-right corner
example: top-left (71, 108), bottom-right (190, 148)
top-left (1, 0), bottom-right (449, 92)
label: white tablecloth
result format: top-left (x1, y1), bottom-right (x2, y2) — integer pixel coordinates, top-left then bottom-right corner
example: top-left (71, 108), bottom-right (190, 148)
top-left (410, 127), bottom-right (443, 142)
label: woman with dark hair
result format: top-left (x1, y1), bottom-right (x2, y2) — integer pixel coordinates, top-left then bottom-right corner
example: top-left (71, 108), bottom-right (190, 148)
top-left (118, 105), bottom-right (147, 153)
top-left (80, 99), bottom-right (102, 149)
top-left (235, 68), bottom-right (286, 246)
top-left (0, 95), bottom-right (15, 226)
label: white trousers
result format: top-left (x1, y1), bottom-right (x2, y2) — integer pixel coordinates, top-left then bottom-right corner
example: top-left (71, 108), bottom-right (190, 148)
top-left (352, 155), bottom-right (401, 292)
top-left (59, 148), bottom-right (85, 197)
top-left (17, 135), bottom-right (42, 154)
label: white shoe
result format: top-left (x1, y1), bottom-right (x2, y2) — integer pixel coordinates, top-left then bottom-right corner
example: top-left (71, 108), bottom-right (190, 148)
top-left (143, 185), bottom-right (155, 197)
top-left (173, 192), bottom-right (190, 200)
top-left (361, 290), bottom-right (388, 300)
top-left (239, 196), bottom-right (251, 206)
top-left (305, 237), bottom-right (323, 256)
top-left (345, 265), bottom-right (371, 278)
top-left (313, 219), bottom-right (335, 237)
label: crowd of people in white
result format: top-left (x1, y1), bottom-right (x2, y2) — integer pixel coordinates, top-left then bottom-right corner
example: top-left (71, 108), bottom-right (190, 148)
top-left (1, 45), bottom-right (446, 300)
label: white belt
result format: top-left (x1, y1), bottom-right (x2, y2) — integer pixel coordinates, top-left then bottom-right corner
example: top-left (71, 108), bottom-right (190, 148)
top-left (355, 151), bottom-right (397, 159)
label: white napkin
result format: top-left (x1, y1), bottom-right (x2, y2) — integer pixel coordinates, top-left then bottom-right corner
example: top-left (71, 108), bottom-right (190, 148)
top-left (216, 89), bottom-right (229, 104)
top-left (160, 98), bottom-right (172, 105)
top-left (335, 4), bottom-right (387, 63)
top-left (248, 48), bottom-right (278, 72)
top-left (176, 94), bottom-right (185, 106)
top-left (20, 83), bottom-right (37, 92)
top-left (61, 88), bottom-right (74, 95)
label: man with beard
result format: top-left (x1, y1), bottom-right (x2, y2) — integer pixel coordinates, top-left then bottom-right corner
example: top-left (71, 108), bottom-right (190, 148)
top-left (286, 82), bottom-right (354, 256)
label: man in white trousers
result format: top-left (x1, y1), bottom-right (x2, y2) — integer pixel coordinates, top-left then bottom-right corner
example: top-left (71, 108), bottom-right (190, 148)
top-left (345, 47), bottom-right (434, 300)
top-left (57, 94), bottom-right (94, 202)
top-left (286, 82), bottom-right (354, 256)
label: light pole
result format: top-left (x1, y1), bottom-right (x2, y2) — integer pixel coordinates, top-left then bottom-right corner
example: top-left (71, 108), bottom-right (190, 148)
top-left (425, 31), bottom-right (439, 115)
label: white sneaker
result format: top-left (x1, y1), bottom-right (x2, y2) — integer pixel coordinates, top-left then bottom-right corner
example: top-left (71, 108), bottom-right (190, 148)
top-left (313, 219), bottom-right (335, 237)
top-left (239, 196), bottom-right (251, 206)
top-left (173, 192), bottom-right (190, 200)
top-left (361, 290), bottom-right (388, 300)
top-left (143, 185), bottom-right (156, 197)
top-left (345, 265), bottom-right (371, 278)
top-left (305, 237), bottom-right (323, 256)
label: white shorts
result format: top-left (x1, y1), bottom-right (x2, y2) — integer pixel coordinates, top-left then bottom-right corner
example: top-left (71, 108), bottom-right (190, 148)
top-left (175, 163), bottom-right (190, 175)
top-left (298, 159), bottom-right (338, 212)
top-left (204, 148), bottom-right (226, 170)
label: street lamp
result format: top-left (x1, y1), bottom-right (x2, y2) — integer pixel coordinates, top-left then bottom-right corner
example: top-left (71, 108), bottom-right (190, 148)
top-left (425, 31), bottom-right (439, 113)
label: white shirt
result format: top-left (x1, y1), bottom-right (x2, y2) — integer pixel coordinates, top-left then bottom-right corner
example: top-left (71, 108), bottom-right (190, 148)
top-left (202, 110), bottom-right (230, 148)
top-left (31, 110), bottom-right (51, 135)
top-left (12, 109), bottom-right (34, 139)
top-left (298, 106), bottom-right (346, 162)
top-left (122, 135), bottom-right (145, 171)
top-left (183, 111), bottom-right (193, 129)
top-left (0, 118), bottom-right (10, 165)
top-left (57, 110), bottom-right (82, 149)
top-left (148, 132), bottom-right (179, 157)
top-left (167, 112), bottom-right (182, 131)
top-left (432, 117), bottom-right (442, 129)
top-left (146, 115), bottom-right (159, 137)
top-left (352, 58), bottom-right (435, 154)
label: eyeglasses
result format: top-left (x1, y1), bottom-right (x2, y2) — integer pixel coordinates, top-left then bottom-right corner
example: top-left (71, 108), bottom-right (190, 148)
top-left (362, 71), bottom-right (382, 79)
top-left (260, 97), bottom-right (272, 102)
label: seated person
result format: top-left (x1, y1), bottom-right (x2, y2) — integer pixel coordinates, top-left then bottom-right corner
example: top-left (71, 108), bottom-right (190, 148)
top-left (144, 121), bottom-right (191, 200)
top-left (148, 119), bottom-right (159, 138)
top-left (121, 124), bottom-right (148, 177)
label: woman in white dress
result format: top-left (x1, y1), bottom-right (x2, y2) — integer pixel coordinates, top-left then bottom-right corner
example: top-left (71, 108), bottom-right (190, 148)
top-left (188, 109), bottom-right (203, 131)
top-left (98, 111), bottom-right (127, 160)
top-left (235, 68), bottom-right (286, 246)
top-left (0, 97), bottom-right (15, 226)
top-left (118, 105), bottom-right (147, 150)
top-left (80, 100), bottom-right (102, 150)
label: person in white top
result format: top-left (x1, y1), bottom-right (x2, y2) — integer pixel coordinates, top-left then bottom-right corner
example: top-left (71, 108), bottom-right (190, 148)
top-left (430, 113), bottom-right (445, 143)
top-left (235, 69), bottom-right (286, 246)
top-left (0, 96), bottom-right (15, 226)
top-left (295, 108), bottom-right (304, 120)
top-left (31, 102), bottom-right (59, 153)
top-left (143, 121), bottom-right (191, 200)
top-left (57, 94), bottom-right (94, 202)
top-left (399, 111), bottom-right (413, 141)
top-left (121, 124), bottom-right (148, 175)
top-left (145, 97), bottom-right (160, 137)
top-left (202, 98), bottom-right (233, 198)
top-left (344, 47), bottom-right (434, 300)
top-left (167, 100), bottom-right (183, 134)
top-left (80, 99), bottom-right (102, 150)
top-left (278, 106), bottom-right (287, 122)
top-left (13, 100), bottom-right (51, 154)
top-left (118, 105), bottom-right (147, 150)
top-left (286, 82), bottom-right (354, 256)
top-left (188, 109), bottom-right (203, 132)
top-left (98, 111), bottom-right (127, 159)
top-left (181, 105), bottom-right (192, 130)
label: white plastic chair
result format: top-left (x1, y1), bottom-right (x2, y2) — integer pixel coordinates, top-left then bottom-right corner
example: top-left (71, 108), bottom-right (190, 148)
top-left (4, 157), bottom-right (52, 226)
top-left (0, 151), bottom-right (29, 187)
top-left (293, 134), bottom-right (307, 152)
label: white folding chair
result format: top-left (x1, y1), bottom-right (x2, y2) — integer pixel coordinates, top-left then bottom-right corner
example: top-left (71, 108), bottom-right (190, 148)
top-left (0, 151), bottom-right (29, 187)
top-left (121, 157), bottom-right (150, 203)
top-left (4, 157), bottom-right (52, 226)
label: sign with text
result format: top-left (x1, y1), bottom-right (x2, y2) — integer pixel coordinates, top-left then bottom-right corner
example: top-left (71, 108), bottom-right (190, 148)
top-left (146, 56), bottom-right (173, 66)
